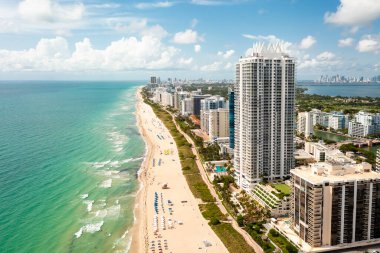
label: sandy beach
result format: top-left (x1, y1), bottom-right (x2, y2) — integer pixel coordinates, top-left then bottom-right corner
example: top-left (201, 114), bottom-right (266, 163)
top-left (130, 89), bottom-right (228, 253)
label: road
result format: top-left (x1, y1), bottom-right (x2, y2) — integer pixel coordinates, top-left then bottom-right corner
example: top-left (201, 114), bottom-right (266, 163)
top-left (167, 109), bottom-right (264, 253)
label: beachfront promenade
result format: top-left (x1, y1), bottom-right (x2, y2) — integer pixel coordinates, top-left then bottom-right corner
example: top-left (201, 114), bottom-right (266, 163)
top-left (131, 90), bottom-right (228, 253)
top-left (165, 108), bottom-right (265, 253)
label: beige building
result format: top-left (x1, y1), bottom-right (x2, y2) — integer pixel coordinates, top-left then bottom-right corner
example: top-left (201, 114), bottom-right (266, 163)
top-left (297, 112), bottom-right (314, 137)
top-left (200, 108), bottom-right (229, 140)
top-left (290, 161), bottom-right (380, 251)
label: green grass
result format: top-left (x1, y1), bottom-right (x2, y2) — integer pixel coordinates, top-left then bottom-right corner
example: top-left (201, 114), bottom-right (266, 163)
top-left (199, 203), bottom-right (226, 221)
top-left (185, 174), bottom-right (215, 202)
top-left (212, 223), bottom-right (256, 253)
top-left (181, 158), bottom-right (198, 174)
top-left (272, 183), bottom-right (291, 195)
top-left (269, 229), bottom-right (298, 253)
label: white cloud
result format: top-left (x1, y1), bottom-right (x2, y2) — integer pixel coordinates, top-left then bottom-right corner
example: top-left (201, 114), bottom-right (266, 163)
top-left (89, 3), bottom-right (121, 9)
top-left (338, 37), bottom-right (354, 47)
top-left (0, 35), bottom-right (184, 72)
top-left (135, 1), bottom-right (175, 9)
top-left (200, 61), bottom-right (222, 71)
top-left (299, 35), bottom-right (316, 49)
top-left (242, 34), bottom-right (280, 42)
top-left (178, 57), bottom-right (193, 65)
top-left (173, 29), bottom-right (200, 44)
top-left (194, 44), bottom-right (201, 52)
top-left (18, 0), bottom-right (85, 23)
top-left (224, 62), bottom-right (233, 70)
top-left (316, 51), bottom-right (335, 61)
top-left (217, 49), bottom-right (235, 59)
top-left (324, 0), bottom-right (380, 30)
top-left (299, 51), bottom-right (340, 70)
top-left (191, 0), bottom-right (227, 6)
top-left (0, 18), bottom-right (19, 33)
top-left (356, 35), bottom-right (380, 53)
top-left (107, 18), bottom-right (168, 39)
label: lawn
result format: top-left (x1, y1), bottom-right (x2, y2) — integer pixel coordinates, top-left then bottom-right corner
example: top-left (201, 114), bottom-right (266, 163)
top-left (199, 203), bottom-right (226, 221)
top-left (272, 183), bottom-right (291, 195)
top-left (185, 174), bottom-right (215, 202)
top-left (212, 223), bottom-right (256, 253)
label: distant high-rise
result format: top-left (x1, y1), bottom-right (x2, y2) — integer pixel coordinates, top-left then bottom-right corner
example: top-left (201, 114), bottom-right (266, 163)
top-left (228, 88), bottom-right (235, 149)
top-left (192, 94), bottom-right (211, 117)
top-left (234, 43), bottom-right (295, 189)
top-left (200, 95), bottom-right (225, 111)
top-left (150, 76), bottom-right (157, 84)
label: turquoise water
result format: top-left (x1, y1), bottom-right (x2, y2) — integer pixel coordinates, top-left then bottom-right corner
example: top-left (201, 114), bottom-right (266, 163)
top-left (313, 130), bottom-right (352, 142)
top-left (0, 81), bottom-right (145, 253)
top-left (298, 83), bottom-right (380, 97)
top-left (215, 165), bottom-right (226, 173)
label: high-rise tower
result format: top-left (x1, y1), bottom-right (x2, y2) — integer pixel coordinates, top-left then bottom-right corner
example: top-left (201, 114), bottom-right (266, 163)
top-left (234, 43), bottom-right (295, 190)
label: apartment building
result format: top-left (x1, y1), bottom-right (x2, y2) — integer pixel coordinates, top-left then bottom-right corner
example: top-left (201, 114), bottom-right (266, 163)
top-left (349, 111), bottom-right (380, 137)
top-left (290, 161), bottom-right (380, 251)
top-left (234, 43), bottom-right (295, 190)
top-left (298, 112), bottom-right (314, 137)
top-left (200, 108), bottom-right (229, 140)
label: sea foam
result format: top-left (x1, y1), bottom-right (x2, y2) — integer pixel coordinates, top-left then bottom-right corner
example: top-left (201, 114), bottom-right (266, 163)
top-left (74, 221), bottom-right (104, 238)
top-left (100, 179), bottom-right (112, 188)
top-left (84, 200), bottom-right (94, 212)
top-left (80, 193), bottom-right (89, 199)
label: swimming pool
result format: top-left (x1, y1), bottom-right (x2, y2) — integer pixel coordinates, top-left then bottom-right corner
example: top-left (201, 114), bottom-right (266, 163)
top-left (215, 165), bottom-right (227, 173)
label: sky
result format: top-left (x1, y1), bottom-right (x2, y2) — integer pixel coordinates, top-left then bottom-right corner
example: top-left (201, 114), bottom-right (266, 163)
top-left (0, 0), bottom-right (380, 81)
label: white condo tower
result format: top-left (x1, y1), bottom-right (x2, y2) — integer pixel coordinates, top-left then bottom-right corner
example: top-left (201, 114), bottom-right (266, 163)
top-left (234, 43), bottom-right (295, 191)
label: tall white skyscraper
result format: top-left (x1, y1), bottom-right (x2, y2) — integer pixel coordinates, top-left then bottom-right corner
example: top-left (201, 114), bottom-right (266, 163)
top-left (234, 43), bottom-right (295, 190)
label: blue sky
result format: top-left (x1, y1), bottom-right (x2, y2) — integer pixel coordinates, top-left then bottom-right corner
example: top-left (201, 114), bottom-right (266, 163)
top-left (0, 0), bottom-right (380, 80)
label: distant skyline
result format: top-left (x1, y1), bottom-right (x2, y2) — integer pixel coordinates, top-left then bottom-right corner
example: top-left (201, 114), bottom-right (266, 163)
top-left (0, 0), bottom-right (380, 80)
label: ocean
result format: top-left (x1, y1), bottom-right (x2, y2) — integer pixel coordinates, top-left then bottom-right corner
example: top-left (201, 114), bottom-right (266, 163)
top-left (0, 81), bottom-right (145, 253)
top-left (298, 83), bottom-right (380, 98)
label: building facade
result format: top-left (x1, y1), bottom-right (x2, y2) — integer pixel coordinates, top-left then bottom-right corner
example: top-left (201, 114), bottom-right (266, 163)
top-left (174, 91), bottom-right (190, 110)
top-left (290, 162), bottom-right (380, 250)
top-left (229, 88), bottom-right (235, 149)
top-left (200, 95), bottom-right (225, 111)
top-left (297, 112), bottom-right (314, 137)
top-left (200, 108), bottom-right (229, 140)
top-left (192, 94), bottom-right (211, 116)
top-left (181, 98), bottom-right (193, 116)
top-left (349, 111), bottom-right (380, 137)
top-left (309, 109), bottom-right (349, 130)
top-left (234, 44), bottom-right (295, 190)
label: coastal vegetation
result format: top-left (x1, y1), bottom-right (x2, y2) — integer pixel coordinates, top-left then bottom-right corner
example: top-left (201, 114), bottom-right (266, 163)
top-left (268, 229), bottom-right (298, 253)
top-left (296, 88), bottom-right (380, 113)
top-left (246, 223), bottom-right (275, 253)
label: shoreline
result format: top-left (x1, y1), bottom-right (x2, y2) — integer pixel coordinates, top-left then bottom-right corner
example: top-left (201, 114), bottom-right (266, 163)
top-left (130, 87), bottom-right (151, 253)
top-left (129, 88), bottom-right (228, 253)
